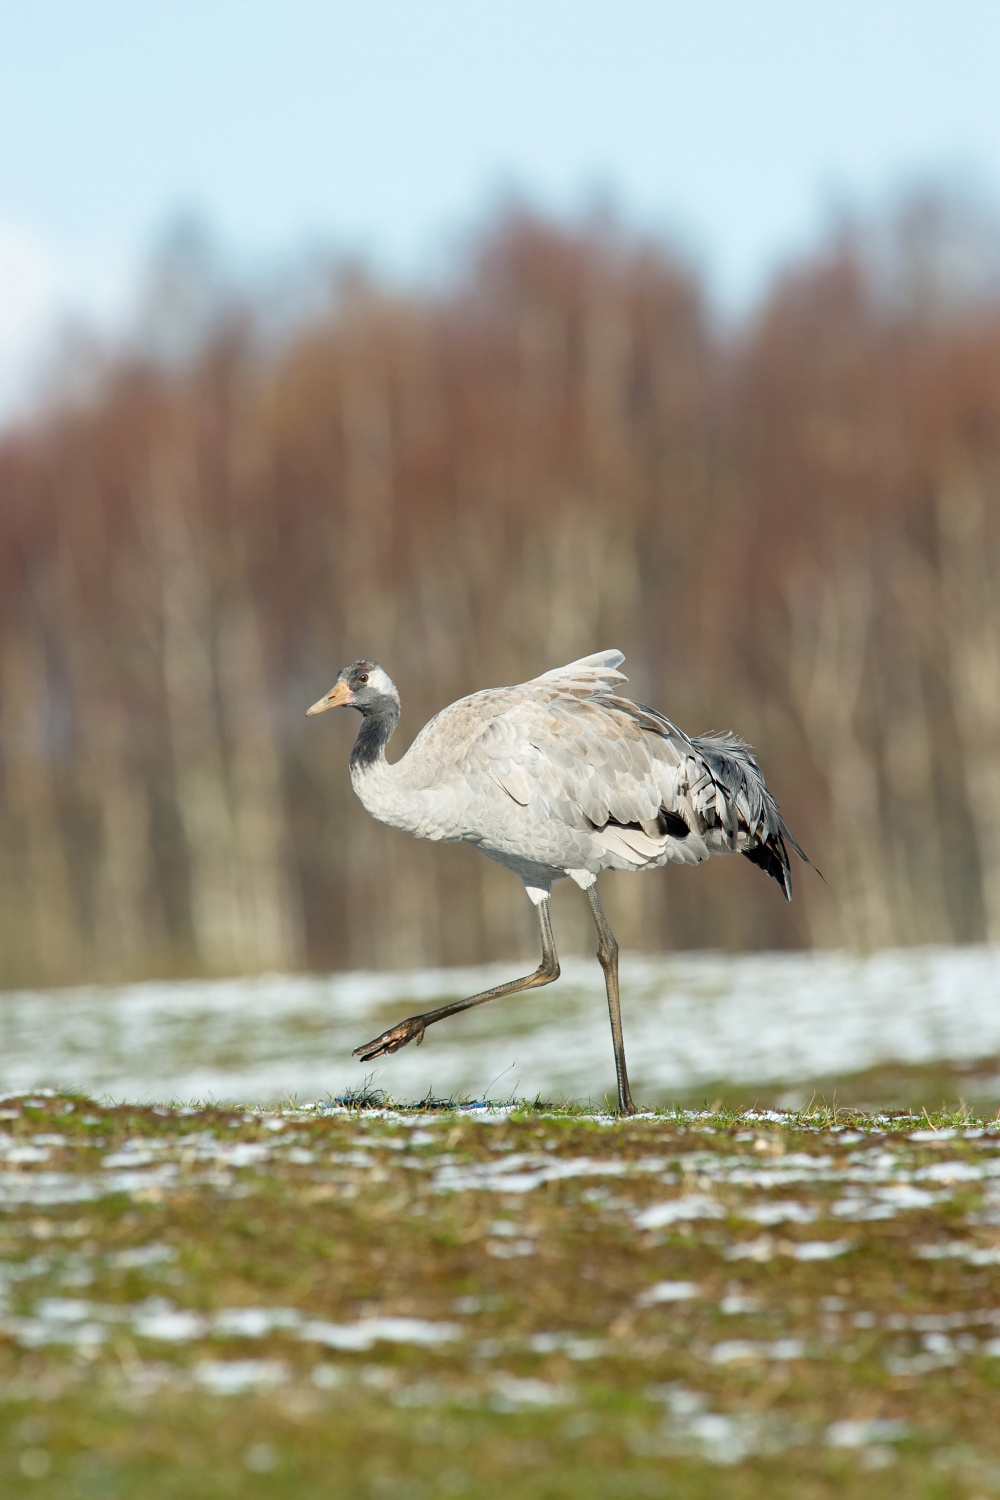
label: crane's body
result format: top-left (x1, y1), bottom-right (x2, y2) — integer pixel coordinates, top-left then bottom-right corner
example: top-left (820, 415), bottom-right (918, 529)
top-left (308, 651), bottom-right (806, 1114)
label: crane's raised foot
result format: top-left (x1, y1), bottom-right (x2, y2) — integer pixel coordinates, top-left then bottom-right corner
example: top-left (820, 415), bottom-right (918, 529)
top-left (353, 1015), bottom-right (426, 1062)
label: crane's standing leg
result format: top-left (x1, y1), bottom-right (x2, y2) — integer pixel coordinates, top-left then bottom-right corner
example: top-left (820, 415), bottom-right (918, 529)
top-left (585, 884), bottom-right (636, 1115)
top-left (353, 896), bottom-right (560, 1062)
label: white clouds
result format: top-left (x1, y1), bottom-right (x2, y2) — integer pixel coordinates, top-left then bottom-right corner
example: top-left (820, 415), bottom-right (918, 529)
top-left (0, 222), bottom-right (63, 419)
top-left (0, 223), bottom-right (61, 344)
top-left (0, 221), bottom-right (137, 425)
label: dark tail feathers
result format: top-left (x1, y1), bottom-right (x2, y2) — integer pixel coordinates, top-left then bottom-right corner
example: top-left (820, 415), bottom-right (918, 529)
top-left (690, 731), bottom-right (813, 902)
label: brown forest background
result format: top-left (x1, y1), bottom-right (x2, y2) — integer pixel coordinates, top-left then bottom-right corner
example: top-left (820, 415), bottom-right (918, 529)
top-left (2, 197), bottom-right (1000, 988)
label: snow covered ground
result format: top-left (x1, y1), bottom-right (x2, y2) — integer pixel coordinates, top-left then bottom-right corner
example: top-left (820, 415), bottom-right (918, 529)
top-left (1, 945), bottom-right (999, 1106)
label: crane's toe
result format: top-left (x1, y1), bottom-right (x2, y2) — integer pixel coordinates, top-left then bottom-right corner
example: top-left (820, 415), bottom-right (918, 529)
top-left (353, 1016), bottom-right (426, 1061)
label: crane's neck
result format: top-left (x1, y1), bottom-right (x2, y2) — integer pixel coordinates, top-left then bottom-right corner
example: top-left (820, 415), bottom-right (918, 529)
top-left (349, 702), bottom-right (400, 775)
top-left (350, 693), bottom-right (459, 844)
top-left (349, 701), bottom-right (430, 835)
top-left (350, 693), bottom-right (446, 846)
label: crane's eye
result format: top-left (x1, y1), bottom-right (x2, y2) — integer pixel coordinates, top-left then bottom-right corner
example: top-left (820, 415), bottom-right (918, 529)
top-left (357, 673), bottom-right (369, 684)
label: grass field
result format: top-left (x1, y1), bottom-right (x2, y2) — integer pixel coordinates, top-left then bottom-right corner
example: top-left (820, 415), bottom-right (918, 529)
top-left (1, 1090), bottom-right (1000, 1497)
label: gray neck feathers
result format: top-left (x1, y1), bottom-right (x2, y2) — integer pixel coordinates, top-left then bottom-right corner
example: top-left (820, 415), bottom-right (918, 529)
top-left (350, 702), bottom-right (400, 771)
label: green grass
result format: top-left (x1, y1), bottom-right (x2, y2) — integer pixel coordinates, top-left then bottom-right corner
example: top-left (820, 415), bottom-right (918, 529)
top-left (1, 1091), bottom-right (1000, 1496)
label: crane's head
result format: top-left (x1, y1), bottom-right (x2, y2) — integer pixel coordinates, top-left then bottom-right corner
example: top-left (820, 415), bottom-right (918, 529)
top-left (306, 659), bottom-right (399, 718)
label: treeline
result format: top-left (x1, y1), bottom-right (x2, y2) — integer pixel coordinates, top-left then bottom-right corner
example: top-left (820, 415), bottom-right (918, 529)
top-left (2, 201), bottom-right (1000, 987)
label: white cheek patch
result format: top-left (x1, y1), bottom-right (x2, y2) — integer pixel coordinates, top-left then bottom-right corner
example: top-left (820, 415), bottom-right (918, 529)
top-left (368, 666), bottom-right (395, 695)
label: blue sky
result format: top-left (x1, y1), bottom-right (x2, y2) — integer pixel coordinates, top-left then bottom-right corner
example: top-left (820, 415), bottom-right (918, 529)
top-left (3, 0), bottom-right (1000, 415)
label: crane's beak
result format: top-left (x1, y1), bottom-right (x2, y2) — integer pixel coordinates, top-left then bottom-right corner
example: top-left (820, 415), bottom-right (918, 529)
top-left (306, 681), bottom-right (353, 716)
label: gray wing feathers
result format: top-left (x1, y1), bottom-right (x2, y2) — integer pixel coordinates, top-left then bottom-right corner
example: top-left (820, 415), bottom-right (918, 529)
top-left (490, 762), bottom-right (532, 806)
top-left (485, 686), bottom-right (802, 891)
top-left (531, 650), bottom-right (626, 694)
top-left (481, 692), bottom-right (713, 872)
top-left (392, 652), bottom-right (805, 893)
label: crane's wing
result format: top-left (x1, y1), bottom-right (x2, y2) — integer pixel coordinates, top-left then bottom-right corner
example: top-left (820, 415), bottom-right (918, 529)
top-left (530, 649), bottom-right (627, 694)
top-left (480, 656), bottom-right (805, 896)
top-left (400, 650), bottom-right (806, 896)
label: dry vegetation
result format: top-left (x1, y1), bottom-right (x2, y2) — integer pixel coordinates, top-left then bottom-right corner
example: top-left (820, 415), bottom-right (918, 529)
top-left (2, 1092), bottom-right (1000, 1497)
top-left (3, 198), bottom-right (1000, 988)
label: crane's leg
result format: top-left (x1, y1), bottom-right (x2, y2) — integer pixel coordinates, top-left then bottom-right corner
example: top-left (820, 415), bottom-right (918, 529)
top-left (585, 884), bottom-right (636, 1115)
top-left (353, 898), bottom-right (560, 1063)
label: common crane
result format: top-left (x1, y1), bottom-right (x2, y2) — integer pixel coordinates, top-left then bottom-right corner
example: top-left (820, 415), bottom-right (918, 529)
top-left (307, 651), bottom-right (806, 1114)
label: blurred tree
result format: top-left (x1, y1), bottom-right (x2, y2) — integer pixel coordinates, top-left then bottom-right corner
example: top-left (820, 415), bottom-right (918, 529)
top-left (1, 196), bottom-right (999, 985)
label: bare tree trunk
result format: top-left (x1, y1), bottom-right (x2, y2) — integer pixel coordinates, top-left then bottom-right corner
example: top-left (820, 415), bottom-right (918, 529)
top-left (937, 477), bottom-right (1000, 940)
top-left (0, 620), bottom-right (83, 982)
top-left (787, 565), bottom-right (895, 950)
top-left (50, 538), bottom-right (163, 977)
top-left (217, 390), bottom-right (306, 973)
top-left (215, 585), bottom-right (304, 971)
top-left (82, 694), bottom-right (160, 975)
top-left (148, 447), bottom-right (247, 974)
top-left (878, 547), bottom-right (952, 944)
